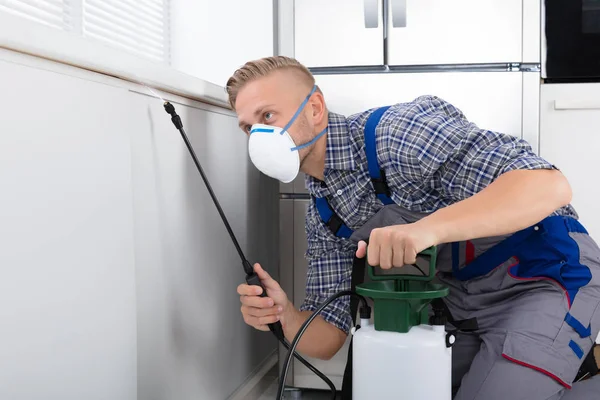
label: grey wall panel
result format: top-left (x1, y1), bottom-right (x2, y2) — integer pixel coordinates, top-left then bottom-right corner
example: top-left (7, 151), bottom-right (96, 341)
top-left (0, 47), bottom-right (279, 400)
top-left (0, 55), bottom-right (137, 400)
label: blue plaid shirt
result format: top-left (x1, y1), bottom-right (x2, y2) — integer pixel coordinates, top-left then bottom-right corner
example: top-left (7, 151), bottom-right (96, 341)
top-left (298, 95), bottom-right (576, 335)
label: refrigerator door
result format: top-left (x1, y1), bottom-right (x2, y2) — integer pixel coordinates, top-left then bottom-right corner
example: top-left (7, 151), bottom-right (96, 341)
top-left (386, 0), bottom-right (523, 65)
top-left (294, 0), bottom-right (384, 68)
top-left (314, 71), bottom-right (525, 138)
top-left (279, 173), bottom-right (309, 195)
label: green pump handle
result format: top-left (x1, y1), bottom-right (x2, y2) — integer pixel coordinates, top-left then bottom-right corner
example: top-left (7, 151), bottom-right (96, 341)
top-left (356, 245), bottom-right (448, 333)
top-left (367, 245), bottom-right (438, 282)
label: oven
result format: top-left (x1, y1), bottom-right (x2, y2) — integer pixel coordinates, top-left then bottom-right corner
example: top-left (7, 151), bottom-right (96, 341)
top-left (543, 0), bottom-right (600, 82)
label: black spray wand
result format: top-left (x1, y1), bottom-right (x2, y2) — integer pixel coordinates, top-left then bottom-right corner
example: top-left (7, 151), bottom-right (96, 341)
top-left (162, 101), bottom-right (276, 306)
top-left (162, 101), bottom-right (337, 398)
top-left (164, 101), bottom-right (336, 399)
top-left (163, 102), bottom-right (253, 273)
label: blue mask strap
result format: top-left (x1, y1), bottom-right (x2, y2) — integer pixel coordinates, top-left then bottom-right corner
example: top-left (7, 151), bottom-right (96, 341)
top-left (281, 85), bottom-right (317, 134)
top-left (290, 126), bottom-right (328, 151)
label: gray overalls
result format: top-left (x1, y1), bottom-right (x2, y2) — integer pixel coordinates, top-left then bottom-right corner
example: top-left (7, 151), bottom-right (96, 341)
top-left (314, 106), bottom-right (600, 399)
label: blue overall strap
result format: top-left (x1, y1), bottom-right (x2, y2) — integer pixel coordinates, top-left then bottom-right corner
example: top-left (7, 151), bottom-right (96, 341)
top-left (364, 106), bottom-right (394, 205)
top-left (451, 225), bottom-right (537, 281)
top-left (314, 196), bottom-right (353, 239)
top-left (452, 215), bottom-right (592, 304)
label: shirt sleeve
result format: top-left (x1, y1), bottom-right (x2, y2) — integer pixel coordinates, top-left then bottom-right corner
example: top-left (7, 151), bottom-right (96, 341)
top-left (298, 197), bottom-right (356, 335)
top-left (387, 95), bottom-right (556, 203)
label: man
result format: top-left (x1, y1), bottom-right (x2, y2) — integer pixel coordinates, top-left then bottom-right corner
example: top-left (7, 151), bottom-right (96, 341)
top-left (228, 56), bottom-right (600, 399)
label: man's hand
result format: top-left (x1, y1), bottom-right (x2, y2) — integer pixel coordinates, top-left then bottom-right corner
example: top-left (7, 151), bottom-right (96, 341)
top-left (237, 263), bottom-right (290, 331)
top-left (355, 223), bottom-right (437, 269)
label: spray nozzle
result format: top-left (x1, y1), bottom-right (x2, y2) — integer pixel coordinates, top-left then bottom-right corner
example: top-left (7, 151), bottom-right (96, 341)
top-left (163, 101), bottom-right (176, 116)
top-left (163, 101), bottom-right (183, 129)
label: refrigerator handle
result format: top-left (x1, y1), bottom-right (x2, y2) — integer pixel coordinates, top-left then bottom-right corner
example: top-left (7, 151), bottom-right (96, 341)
top-left (364, 0), bottom-right (379, 28)
top-left (389, 0), bottom-right (407, 28)
top-left (554, 100), bottom-right (600, 110)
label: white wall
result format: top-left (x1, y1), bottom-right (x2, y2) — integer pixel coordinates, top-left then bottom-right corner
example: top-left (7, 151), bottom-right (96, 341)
top-left (0, 47), bottom-right (279, 399)
top-left (171, 0), bottom-right (275, 88)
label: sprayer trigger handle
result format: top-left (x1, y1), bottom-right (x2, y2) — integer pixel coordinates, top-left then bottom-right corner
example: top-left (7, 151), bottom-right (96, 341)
top-left (245, 272), bottom-right (285, 340)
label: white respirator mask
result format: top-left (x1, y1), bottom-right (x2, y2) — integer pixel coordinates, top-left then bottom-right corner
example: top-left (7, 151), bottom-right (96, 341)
top-left (248, 85), bottom-right (327, 183)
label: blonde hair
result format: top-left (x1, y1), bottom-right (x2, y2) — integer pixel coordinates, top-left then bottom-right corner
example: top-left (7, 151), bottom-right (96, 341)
top-left (225, 56), bottom-right (316, 110)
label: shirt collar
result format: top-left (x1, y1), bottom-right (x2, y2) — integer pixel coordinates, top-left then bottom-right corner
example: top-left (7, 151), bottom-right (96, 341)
top-left (323, 111), bottom-right (356, 172)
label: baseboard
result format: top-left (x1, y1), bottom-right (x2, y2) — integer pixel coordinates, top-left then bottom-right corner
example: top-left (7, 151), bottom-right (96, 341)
top-left (227, 351), bottom-right (278, 400)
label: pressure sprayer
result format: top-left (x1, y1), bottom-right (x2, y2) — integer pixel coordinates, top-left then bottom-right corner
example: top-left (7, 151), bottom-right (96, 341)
top-left (352, 246), bottom-right (454, 399)
top-left (161, 100), bottom-right (454, 400)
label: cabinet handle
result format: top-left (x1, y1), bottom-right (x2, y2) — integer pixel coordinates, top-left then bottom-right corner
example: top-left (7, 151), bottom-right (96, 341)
top-left (554, 100), bottom-right (600, 110)
top-left (364, 0), bottom-right (379, 28)
top-left (390, 0), bottom-right (407, 27)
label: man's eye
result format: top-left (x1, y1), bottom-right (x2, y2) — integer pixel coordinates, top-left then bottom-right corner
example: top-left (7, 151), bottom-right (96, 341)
top-left (245, 125), bottom-right (251, 133)
top-left (264, 112), bottom-right (273, 121)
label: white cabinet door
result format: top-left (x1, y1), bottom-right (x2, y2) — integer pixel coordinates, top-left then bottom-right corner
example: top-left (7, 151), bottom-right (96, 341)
top-left (539, 83), bottom-right (600, 241)
top-left (314, 71), bottom-right (524, 138)
top-left (386, 0), bottom-right (522, 65)
top-left (294, 0), bottom-right (384, 67)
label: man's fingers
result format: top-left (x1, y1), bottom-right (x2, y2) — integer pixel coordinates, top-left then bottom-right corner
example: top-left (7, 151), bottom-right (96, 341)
top-left (258, 315), bottom-right (280, 325)
top-left (240, 295), bottom-right (275, 308)
top-left (393, 244), bottom-right (405, 267)
top-left (253, 263), bottom-right (280, 291)
top-left (367, 230), bottom-right (381, 267)
top-left (242, 312), bottom-right (280, 330)
top-left (241, 304), bottom-right (282, 318)
top-left (237, 283), bottom-right (262, 296)
top-left (254, 324), bottom-right (270, 332)
top-left (404, 247), bottom-right (418, 265)
top-left (380, 233), bottom-right (394, 269)
top-left (356, 241), bottom-right (367, 258)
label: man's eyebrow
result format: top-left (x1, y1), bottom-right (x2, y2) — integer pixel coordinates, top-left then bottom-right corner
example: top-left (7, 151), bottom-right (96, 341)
top-left (238, 104), bottom-right (276, 128)
top-left (254, 104), bottom-right (275, 115)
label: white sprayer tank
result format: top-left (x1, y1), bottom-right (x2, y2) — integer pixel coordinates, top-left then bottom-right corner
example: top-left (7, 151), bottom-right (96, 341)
top-left (353, 246), bottom-right (452, 400)
top-left (352, 321), bottom-right (452, 399)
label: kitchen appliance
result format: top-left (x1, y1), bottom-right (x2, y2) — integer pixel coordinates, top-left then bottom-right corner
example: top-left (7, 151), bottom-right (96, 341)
top-left (542, 0), bottom-right (600, 82)
top-left (277, 0), bottom-right (542, 390)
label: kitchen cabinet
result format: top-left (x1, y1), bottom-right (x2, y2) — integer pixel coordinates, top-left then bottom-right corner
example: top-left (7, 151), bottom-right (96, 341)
top-left (293, 0), bottom-right (524, 68)
top-left (294, 0), bottom-right (384, 67)
top-left (539, 83), bottom-right (600, 241)
top-left (387, 0), bottom-right (523, 65)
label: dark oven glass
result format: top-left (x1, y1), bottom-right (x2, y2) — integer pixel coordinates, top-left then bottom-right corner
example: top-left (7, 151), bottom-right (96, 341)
top-left (545, 0), bottom-right (600, 81)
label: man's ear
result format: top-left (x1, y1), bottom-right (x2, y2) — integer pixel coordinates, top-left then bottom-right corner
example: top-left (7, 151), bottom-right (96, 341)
top-left (310, 90), bottom-right (326, 123)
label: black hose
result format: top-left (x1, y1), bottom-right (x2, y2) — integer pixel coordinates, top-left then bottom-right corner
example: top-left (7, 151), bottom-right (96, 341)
top-left (279, 339), bottom-right (337, 399)
top-left (276, 291), bottom-right (370, 400)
